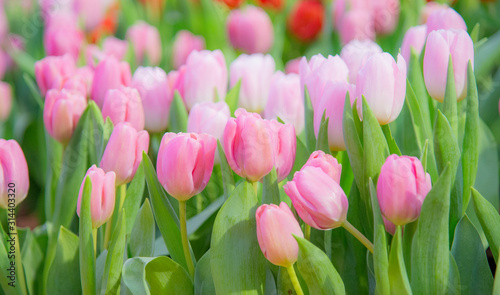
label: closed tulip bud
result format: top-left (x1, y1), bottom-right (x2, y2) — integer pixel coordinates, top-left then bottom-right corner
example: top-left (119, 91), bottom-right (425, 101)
top-left (103, 37), bottom-right (129, 60)
top-left (264, 71), bottom-right (304, 134)
top-left (285, 58), bottom-right (300, 74)
top-left (126, 21), bottom-right (162, 65)
top-left (102, 86), bottom-right (145, 131)
top-left (288, 0), bottom-right (324, 42)
top-left (256, 202), bottom-right (304, 267)
top-left (372, 0), bottom-right (399, 35)
top-left (284, 166), bottom-right (348, 229)
top-left (35, 55), bottom-right (76, 96)
top-left (419, 2), bottom-right (448, 24)
top-left (91, 56), bottom-right (132, 108)
top-left (401, 25), bottom-right (427, 64)
top-left (0, 139), bottom-right (29, 209)
top-left (338, 9), bottom-right (375, 45)
top-left (168, 68), bottom-right (185, 99)
top-left (131, 66), bottom-right (172, 133)
top-left (426, 7), bottom-right (466, 35)
top-left (377, 155), bottom-right (432, 226)
top-left (227, 6), bottom-right (274, 54)
top-left (0, 82), bottom-right (12, 122)
top-left (172, 30), bottom-right (205, 70)
top-left (63, 66), bottom-right (94, 98)
top-left (157, 132), bottom-right (216, 201)
top-left (100, 123), bottom-right (149, 186)
top-left (183, 50), bottom-right (228, 110)
top-left (303, 151), bottom-right (342, 183)
top-left (44, 89), bottom-right (87, 144)
top-left (356, 53), bottom-right (406, 125)
top-left (76, 165), bottom-right (116, 229)
top-left (43, 13), bottom-right (84, 60)
top-left (230, 54), bottom-right (275, 113)
top-left (423, 29), bottom-right (474, 102)
top-left (340, 39), bottom-right (382, 84)
top-left (268, 119), bottom-right (296, 182)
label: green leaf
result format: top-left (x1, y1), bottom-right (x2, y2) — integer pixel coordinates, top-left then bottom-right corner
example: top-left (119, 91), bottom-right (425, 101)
top-left (470, 23), bottom-right (480, 44)
top-left (277, 266), bottom-right (296, 295)
top-left (342, 94), bottom-right (364, 196)
top-left (101, 210), bottom-right (126, 294)
top-left (124, 161), bottom-right (146, 235)
top-left (23, 73), bottom-right (43, 109)
top-left (95, 250), bottom-right (107, 294)
top-left (411, 165), bottom-right (452, 294)
top-left (382, 124), bottom-right (402, 156)
top-left (226, 80), bottom-right (241, 116)
top-left (210, 181), bottom-right (266, 294)
top-left (471, 188), bottom-right (500, 263)
top-left (493, 248), bottom-right (500, 294)
top-left (129, 199), bottom-right (155, 257)
top-left (442, 55), bottom-right (458, 137)
top-left (20, 228), bottom-right (43, 294)
top-left (288, 137), bottom-right (309, 179)
top-left (448, 253), bottom-right (460, 295)
top-left (474, 30), bottom-right (500, 77)
top-left (316, 111), bottom-right (330, 154)
top-left (194, 250), bottom-right (215, 295)
top-left (295, 236), bottom-right (345, 295)
top-left (262, 168), bottom-right (280, 205)
top-left (388, 227), bottom-right (411, 295)
top-left (407, 50), bottom-right (433, 135)
top-left (304, 86), bottom-right (316, 152)
top-left (79, 177), bottom-right (96, 295)
top-left (217, 140), bottom-right (235, 200)
top-left (44, 130), bottom-right (62, 220)
top-left (169, 91), bottom-right (188, 133)
top-left (87, 101), bottom-right (105, 165)
top-left (420, 140), bottom-right (428, 172)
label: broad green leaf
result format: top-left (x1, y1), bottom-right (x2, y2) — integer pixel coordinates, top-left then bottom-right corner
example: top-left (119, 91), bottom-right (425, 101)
top-left (169, 91), bottom-right (188, 133)
top-left (352, 98), bottom-right (363, 143)
top-left (79, 178), bottom-right (96, 295)
top-left (226, 80), bottom-right (241, 116)
top-left (442, 55), bottom-right (458, 136)
top-left (211, 181), bottom-right (266, 294)
top-left (262, 168), bottom-right (280, 205)
top-left (402, 221), bottom-right (418, 280)
top-left (411, 165), bottom-right (452, 294)
top-left (304, 86), bottom-right (316, 152)
top-left (129, 199), bottom-right (155, 257)
top-left (194, 250), bottom-right (215, 295)
top-left (187, 197), bottom-right (224, 235)
top-left (471, 188), bottom-right (500, 263)
top-left (448, 253), bottom-right (460, 295)
top-left (474, 30), bottom-right (500, 77)
top-left (123, 257), bottom-right (154, 295)
top-left (124, 161), bottom-right (146, 235)
top-left (342, 94), bottom-right (364, 196)
top-left (264, 266), bottom-right (278, 295)
top-left (494, 248), bottom-right (500, 294)
top-left (95, 250), bottom-right (107, 294)
top-left (102, 210), bottom-right (126, 294)
top-left (407, 50), bottom-right (432, 134)
top-left (295, 236), bottom-right (345, 295)
top-left (382, 124), bottom-right (402, 156)
top-left (388, 227), bottom-right (411, 295)
top-left (87, 101), bottom-right (105, 165)
top-left (404, 80), bottom-right (425, 152)
top-left (44, 130), bottom-right (62, 220)
top-left (217, 140), bottom-right (235, 200)
top-left (316, 111), bottom-right (330, 154)
top-left (20, 229), bottom-right (43, 294)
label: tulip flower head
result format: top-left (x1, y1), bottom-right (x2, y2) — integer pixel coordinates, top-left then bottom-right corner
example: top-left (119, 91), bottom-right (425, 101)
top-left (172, 30), bottom-right (205, 69)
top-left (340, 39), bottom-right (382, 84)
top-left (401, 25), bottom-right (427, 64)
top-left (426, 7), bottom-right (466, 35)
top-left (43, 12), bottom-right (84, 60)
top-left (35, 54), bottom-right (77, 96)
top-left (0, 139), bottom-right (30, 209)
top-left (227, 5), bottom-right (274, 54)
top-left (91, 56), bottom-right (132, 108)
top-left (303, 150), bottom-right (342, 183)
top-left (0, 82), bottom-right (12, 122)
top-left (102, 86), bottom-right (145, 131)
top-left (126, 21), bottom-right (162, 65)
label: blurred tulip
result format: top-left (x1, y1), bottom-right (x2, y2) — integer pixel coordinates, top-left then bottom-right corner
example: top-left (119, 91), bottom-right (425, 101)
top-left (401, 25), bottom-right (427, 64)
top-left (285, 58), bottom-right (301, 74)
top-left (377, 155), bottom-right (432, 226)
top-left (426, 7), bottom-right (466, 34)
top-left (0, 139), bottom-right (29, 209)
top-left (157, 132), bottom-right (216, 201)
top-left (423, 29), bottom-right (474, 102)
top-left (0, 5), bottom-right (8, 41)
top-left (131, 66), bottom-right (173, 133)
top-left (288, 0), bottom-right (324, 42)
top-left (256, 0), bottom-right (283, 10)
top-left (100, 123), bottom-right (149, 186)
top-left (102, 86), bottom-right (145, 131)
top-left (40, 0), bottom-right (73, 24)
top-left (126, 21), bottom-right (162, 65)
top-left (340, 39), bottom-right (382, 84)
top-left (372, 0), bottom-right (399, 35)
top-left (284, 166), bottom-right (348, 229)
top-left (73, 0), bottom-right (114, 31)
top-left (227, 5), bottom-right (274, 54)
top-left (91, 56), bottom-right (131, 108)
top-left (0, 82), bottom-right (12, 122)
top-left (356, 53), bottom-right (406, 125)
top-left (420, 2), bottom-right (448, 24)
top-left (256, 202), bottom-right (303, 267)
top-left (263, 71), bottom-right (304, 134)
top-left (183, 50), bottom-right (228, 110)
top-left (333, 0), bottom-right (374, 44)
top-left (63, 66), bottom-right (94, 98)
top-left (35, 54), bottom-right (76, 96)
top-left (86, 37), bottom-right (128, 68)
top-left (76, 165), bottom-right (116, 228)
top-left (43, 13), bottom-right (84, 60)
top-left (230, 53), bottom-right (275, 113)
top-left (172, 30), bottom-right (205, 69)
top-left (303, 151), bottom-right (342, 183)
top-left (216, 0), bottom-right (244, 9)
top-left (43, 89), bottom-right (87, 144)
top-left (168, 68), bottom-right (184, 99)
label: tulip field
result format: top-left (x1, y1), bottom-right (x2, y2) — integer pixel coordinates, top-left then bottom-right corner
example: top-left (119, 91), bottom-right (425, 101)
top-left (2, 0), bottom-right (500, 294)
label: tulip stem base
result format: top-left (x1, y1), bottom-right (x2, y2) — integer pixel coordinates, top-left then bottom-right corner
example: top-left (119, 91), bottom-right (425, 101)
top-left (286, 265), bottom-right (304, 295)
top-left (92, 228), bottom-right (97, 258)
top-left (304, 224), bottom-right (311, 241)
top-left (342, 220), bottom-right (374, 254)
top-left (179, 200), bottom-right (195, 277)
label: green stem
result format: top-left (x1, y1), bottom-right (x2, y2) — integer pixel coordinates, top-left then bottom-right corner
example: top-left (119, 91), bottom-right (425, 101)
top-left (286, 265), bottom-right (304, 295)
top-left (252, 182), bottom-right (258, 195)
top-left (342, 220), bottom-right (374, 254)
top-left (103, 221), bottom-right (111, 250)
top-left (304, 224), bottom-right (311, 241)
top-left (104, 184), bottom-right (126, 249)
top-left (92, 228), bottom-right (97, 259)
top-left (179, 201), bottom-right (195, 277)
top-left (8, 214), bottom-right (27, 295)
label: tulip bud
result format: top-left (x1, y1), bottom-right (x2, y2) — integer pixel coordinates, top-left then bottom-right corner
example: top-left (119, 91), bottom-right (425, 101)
top-left (227, 6), bottom-right (274, 54)
top-left (377, 155), bottom-right (432, 226)
top-left (102, 86), bottom-right (145, 131)
top-left (230, 53), bottom-right (275, 113)
top-left (157, 132), bottom-right (216, 201)
top-left (356, 53), bottom-right (406, 125)
top-left (288, 0), bottom-right (324, 42)
top-left (63, 66), bottom-right (94, 98)
top-left (0, 82), bottom-right (12, 122)
top-left (303, 150), bottom-right (342, 183)
top-left (268, 119), bottom-right (296, 182)
top-left (338, 9), bottom-right (375, 45)
top-left (419, 2), bottom-right (448, 24)
top-left (126, 21), bottom-right (162, 65)
top-left (43, 13), bottom-right (84, 60)
top-left (256, 202), bottom-right (304, 267)
top-left (35, 55), bottom-right (76, 96)
top-left (172, 30), bottom-right (205, 70)
top-left (102, 37), bottom-right (128, 60)
top-left (100, 123), bottom-right (149, 186)
top-left (423, 29), bottom-right (474, 102)
top-left (426, 7), bottom-right (466, 35)
top-left (372, 0), bottom-right (399, 35)
top-left (183, 50), bottom-right (228, 110)
top-left (76, 165), bottom-right (116, 229)
top-left (131, 66), bottom-right (173, 133)
top-left (285, 58), bottom-right (300, 74)
top-left (340, 39), bottom-right (382, 84)
top-left (91, 56), bottom-right (132, 108)
top-left (263, 71), bottom-right (304, 134)
top-left (44, 89), bottom-right (88, 144)
top-left (401, 25), bottom-right (427, 64)
top-left (0, 139), bottom-right (30, 209)
top-left (284, 166), bottom-right (349, 229)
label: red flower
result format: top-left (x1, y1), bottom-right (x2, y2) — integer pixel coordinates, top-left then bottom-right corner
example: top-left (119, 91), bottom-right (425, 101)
top-left (216, 0), bottom-right (245, 9)
top-left (256, 0), bottom-right (284, 10)
top-left (288, 0), bottom-right (324, 42)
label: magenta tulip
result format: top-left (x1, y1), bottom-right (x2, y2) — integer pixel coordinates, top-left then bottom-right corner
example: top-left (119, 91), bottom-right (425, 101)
top-left (102, 86), bottom-right (145, 131)
top-left (0, 82), bottom-right (12, 122)
top-left (172, 30), bottom-right (205, 70)
top-left (91, 56), bottom-right (132, 108)
top-left (303, 150), bottom-right (342, 184)
top-left (401, 25), bottom-right (427, 64)
top-left (426, 7), bottom-right (466, 35)
top-left (35, 54), bottom-right (76, 96)
top-left (227, 5), bottom-right (274, 54)
top-left (126, 21), bottom-right (162, 66)
top-left (340, 39), bottom-right (382, 84)
top-left (0, 139), bottom-right (30, 209)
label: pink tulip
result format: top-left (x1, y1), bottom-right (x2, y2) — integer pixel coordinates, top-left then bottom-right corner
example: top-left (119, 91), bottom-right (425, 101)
top-left (256, 202), bottom-right (304, 267)
top-left (284, 166), bottom-right (349, 230)
top-left (131, 66), bottom-right (173, 133)
top-left (172, 30), bottom-right (205, 70)
top-left (73, 0), bottom-right (114, 31)
top-left (383, 216), bottom-right (396, 235)
top-left (267, 118), bottom-right (296, 182)
top-left (157, 132), bottom-right (216, 201)
top-left (43, 89), bottom-right (88, 144)
top-left (183, 50), bottom-right (228, 110)
top-left (303, 150), bottom-right (342, 183)
top-left (100, 123), bottom-right (149, 186)
top-left (126, 21), bottom-right (162, 66)
top-left (230, 54), bottom-right (275, 113)
top-left (340, 39), bottom-right (382, 84)
top-left (43, 12), bottom-right (84, 60)
top-left (419, 2), bottom-right (448, 24)
top-left (168, 68), bottom-right (185, 99)
top-left (91, 56), bottom-right (131, 108)
top-left (76, 165), bottom-right (116, 228)
top-left (356, 53), bottom-right (406, 125)
top-left (285, 58), bottom-right (301, 74)
top-left (35, 54), bottom-right (76, 96)
top-left (333, 0), bottom-right (375, 45)
top-left (263, 71), bottom-right (304, 134)
top-left (371, 0), bottom-right (399, 35)
top-left (377, 155), bottom-right (432, 226)
top-left (0, 5), bottom-right (8, 41)
top-left (401, 25), bottom-right (427, 64)
top-left (227, 5), bottom-right (274, 54)
top-left (426, 7), bottom-right (466, 35)
top-left (0, 139), bottom-right (29, 209)
top-left (40, 0), bottom-right (73, 24)
top-left (101, 86), bottom-right (145, 131)
top-left (86, 37), bottom-right (128, 68)
top-left (423, 29), bottom-right (474, 102)
top-left (63, 66), bottom-right (94, 98)
top-left (0, 82), bottom-right (12, 122)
